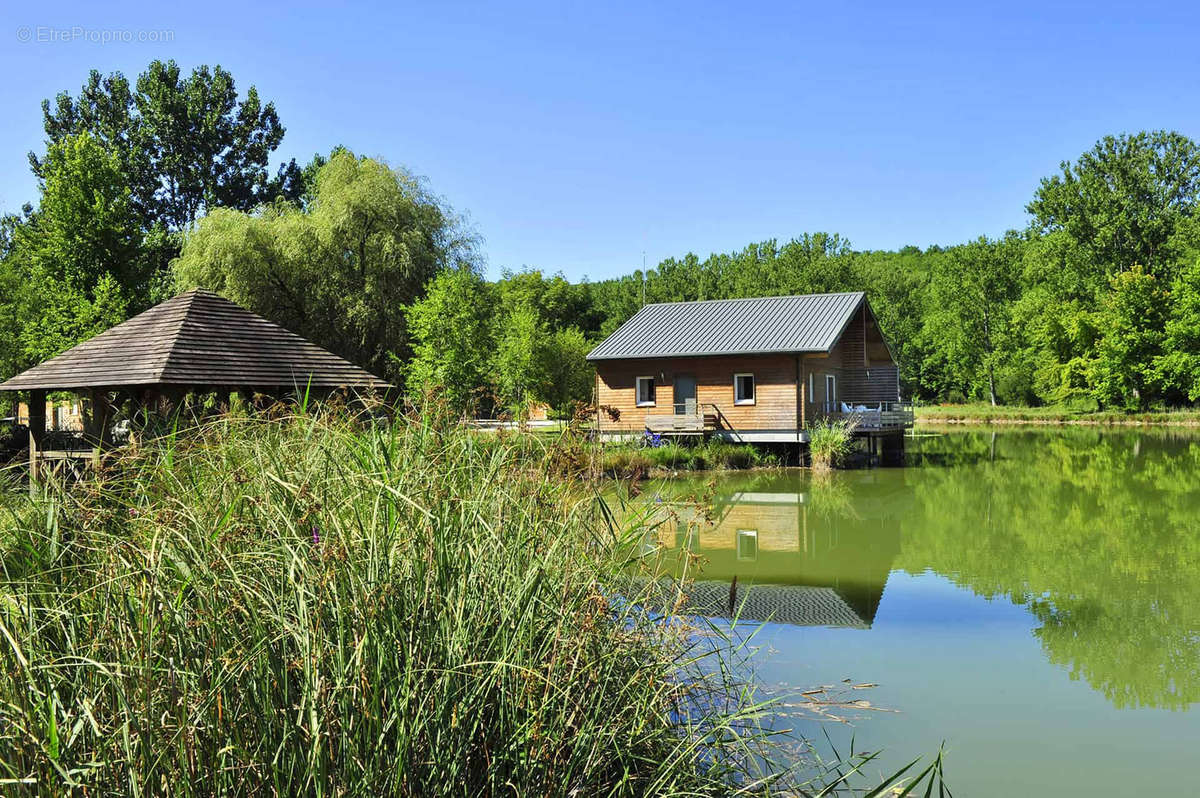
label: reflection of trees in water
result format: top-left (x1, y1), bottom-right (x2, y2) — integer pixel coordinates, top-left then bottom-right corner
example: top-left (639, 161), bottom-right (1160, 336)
top-left (900, 429), bottom-right (1200, 710)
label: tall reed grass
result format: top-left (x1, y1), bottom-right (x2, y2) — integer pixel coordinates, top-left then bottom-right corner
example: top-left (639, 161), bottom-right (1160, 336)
top-left (808, 419), bottom-right (859, 472)
top-left (0, 408), bottom-right (944, 795)
top-left (597, 439), bottom-right (774, 477)
top-left (0, 408), bottom-right (786, 795)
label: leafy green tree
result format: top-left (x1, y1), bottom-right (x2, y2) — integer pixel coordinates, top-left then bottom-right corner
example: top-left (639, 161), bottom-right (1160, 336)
top-left (404, 269), bottom-right (493, 412)
top-left (922, 236), bottom-right (1022, 405)
top-left (1090, 266), bottom-right (1167, 409)
top-left (850, 247), bottom-right (936, 398)
top-left (1155, 260), bottom-right (1200, 401)
top-left (491, 270), bottom-right (598, 416)
top-left (1015, 289), bottom-right (1102, 406)
top-left (542, 327), bottom-right (596, 415)
top-left (32, 60), bottom-right (289, 231)
top-left (8, 133), bottom-right (148, 363)
top-left (25, 134), bottom-right (150, 293)
top-left (0, 252), bottom-right (28, 411)
top-left (492, 302), bottom-right (549, 415)
top-left (174, 150), bottom-right (475, 382)
top-left (19, 274), bottom-right (130, 365)
top-left (1027, 131), bottom-right (1200, 287)
top-left (494, 269), bottom-right (596, 332)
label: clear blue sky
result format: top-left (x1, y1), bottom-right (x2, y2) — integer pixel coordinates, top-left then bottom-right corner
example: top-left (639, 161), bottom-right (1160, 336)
top-left (2, 0), bottom-right (1199, 280)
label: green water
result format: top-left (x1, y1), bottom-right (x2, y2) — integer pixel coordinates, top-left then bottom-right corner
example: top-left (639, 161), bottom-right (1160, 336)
top-left (634, 427), bottom-right (1200, 796)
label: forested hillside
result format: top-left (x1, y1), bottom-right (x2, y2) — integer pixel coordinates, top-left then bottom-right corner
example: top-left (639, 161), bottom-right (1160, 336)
top-left (3, 61), bottom-right (1200, 416)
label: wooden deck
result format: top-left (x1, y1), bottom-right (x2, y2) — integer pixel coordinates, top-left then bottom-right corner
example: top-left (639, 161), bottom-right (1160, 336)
top-left (642, 401), bottom-right (912, 437)
top-left (811, 401), bottom-right (914, 431)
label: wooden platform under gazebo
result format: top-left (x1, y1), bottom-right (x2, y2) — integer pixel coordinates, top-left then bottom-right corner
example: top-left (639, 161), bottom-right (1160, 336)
top-left (0, 288), bottom-right (390, 481)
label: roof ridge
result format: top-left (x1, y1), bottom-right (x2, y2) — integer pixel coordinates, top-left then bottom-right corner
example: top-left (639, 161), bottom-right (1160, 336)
top-left (640, 291), bottom-right (863, 309)
top-left (153, 290), bottom-right (204, 382)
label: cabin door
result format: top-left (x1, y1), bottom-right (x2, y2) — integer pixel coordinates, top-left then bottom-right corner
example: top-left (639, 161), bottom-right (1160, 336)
top-left (674, 375), bottom-right (697, 415)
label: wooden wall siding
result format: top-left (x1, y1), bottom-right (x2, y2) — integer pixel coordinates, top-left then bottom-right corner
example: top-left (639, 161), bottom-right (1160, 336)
top-left (800, 310), bottom-right (899, 407)
top-left (865, 309), bottom-right (893, 363)
top-left (838, 308), bottom-right (869, 370)
top-left (596, 354), bottom-right (798, 432)
top-left (838, 365), bottom-right (900, 402)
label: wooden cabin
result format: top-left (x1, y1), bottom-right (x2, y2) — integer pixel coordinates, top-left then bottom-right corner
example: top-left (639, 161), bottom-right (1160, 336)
top-left (14, 397), bottom-right (84, 433)
top-left (587, 292), bottom-right (912, 443)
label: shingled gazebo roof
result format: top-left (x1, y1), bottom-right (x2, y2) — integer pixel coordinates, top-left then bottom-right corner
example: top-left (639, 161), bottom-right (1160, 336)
top-left (0, 289), bottom-right (390, 392)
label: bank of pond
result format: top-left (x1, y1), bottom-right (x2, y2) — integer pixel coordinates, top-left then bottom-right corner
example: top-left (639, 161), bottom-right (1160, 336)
top-left (915, 401), bottom-right (1200, 425)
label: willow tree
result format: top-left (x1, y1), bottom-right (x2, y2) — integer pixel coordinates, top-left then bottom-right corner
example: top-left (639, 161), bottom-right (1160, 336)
top-left (173, 150), bottom-right (476, 383)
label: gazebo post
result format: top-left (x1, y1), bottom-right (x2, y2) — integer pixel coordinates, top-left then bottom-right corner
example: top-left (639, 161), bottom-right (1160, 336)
top-left (88, 388), bottom-right (114, 464)
top-left (27, 389), bottom-right (46, 488)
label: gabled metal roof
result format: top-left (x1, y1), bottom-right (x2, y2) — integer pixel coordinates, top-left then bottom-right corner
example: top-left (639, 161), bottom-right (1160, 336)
top-left (0, 289), bottom-right (391, 391)
top-left (586, 291), bottom-right (865, 360)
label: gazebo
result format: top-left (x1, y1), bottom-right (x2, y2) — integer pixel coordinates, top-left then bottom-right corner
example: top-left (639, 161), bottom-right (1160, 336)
top-left (0, 288), bottom-right (390, 478)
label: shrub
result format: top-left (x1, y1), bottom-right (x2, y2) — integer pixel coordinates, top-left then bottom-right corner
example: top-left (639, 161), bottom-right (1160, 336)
top-left (719, 442), bottom-right (765, 469)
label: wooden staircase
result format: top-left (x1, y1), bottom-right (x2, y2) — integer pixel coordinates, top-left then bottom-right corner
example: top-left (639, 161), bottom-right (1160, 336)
top-left (645, 404), bottom-right (721, 436)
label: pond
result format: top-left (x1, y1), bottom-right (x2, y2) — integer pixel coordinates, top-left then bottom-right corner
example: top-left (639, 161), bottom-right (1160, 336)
top-left (633, 427), bottom-right (1200, 796)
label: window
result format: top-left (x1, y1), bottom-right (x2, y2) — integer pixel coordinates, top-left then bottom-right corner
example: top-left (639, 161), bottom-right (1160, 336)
top-left (734, 373), bottom-right (755, 405)
top-left (636, 376), bottom-right (656, 407)
top-left (736, 529), bottom-right (758, 562)
top-left (825, 374), bottom-right (837, 410)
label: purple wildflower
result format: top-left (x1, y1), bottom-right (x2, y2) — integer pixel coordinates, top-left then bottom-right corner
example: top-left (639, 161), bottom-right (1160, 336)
top-left (311, 524), bottom-right (321, 546)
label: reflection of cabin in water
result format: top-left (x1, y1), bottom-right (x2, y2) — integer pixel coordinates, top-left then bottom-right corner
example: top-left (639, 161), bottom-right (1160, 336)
top-left (648, 474), bottom-right (907, 627)
top-left (588, 292), bottom-right (913, 453)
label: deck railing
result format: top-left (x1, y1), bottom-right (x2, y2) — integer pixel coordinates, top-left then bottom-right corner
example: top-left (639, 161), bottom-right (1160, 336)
top-left (641, 400), bottom-right (914, 436)
top-left (644, 402), bottom-right (719, 434)
top-left (813, 400), bottom-right (913, 430)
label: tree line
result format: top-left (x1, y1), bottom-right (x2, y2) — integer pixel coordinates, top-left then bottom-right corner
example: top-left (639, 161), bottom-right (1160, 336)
top-left (4, 60), bottom-right (1200, 417)
top-left (490, 130), bottom-right (1200, 413)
